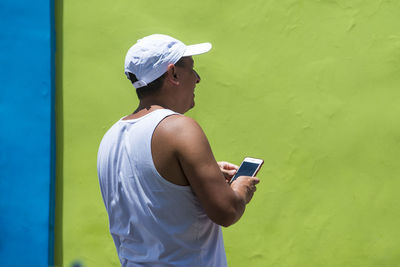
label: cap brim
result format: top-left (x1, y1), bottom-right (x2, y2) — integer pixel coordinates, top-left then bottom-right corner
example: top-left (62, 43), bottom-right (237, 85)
top-left (183, 42), bottom-right (212, 56)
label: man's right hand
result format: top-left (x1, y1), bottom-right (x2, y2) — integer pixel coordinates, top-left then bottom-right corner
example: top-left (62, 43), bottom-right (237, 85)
top-left (230, 176), bottom-right (260, 204)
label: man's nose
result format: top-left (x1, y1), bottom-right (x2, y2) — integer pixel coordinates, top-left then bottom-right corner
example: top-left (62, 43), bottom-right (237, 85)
top-left (195, 70), bottom-right (201, 83)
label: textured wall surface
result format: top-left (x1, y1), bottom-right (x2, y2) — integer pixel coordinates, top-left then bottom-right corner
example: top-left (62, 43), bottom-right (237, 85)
top-left (0, 0), bottom-right (55, 266)
top-left (58, 0), bottom-right (400, 266)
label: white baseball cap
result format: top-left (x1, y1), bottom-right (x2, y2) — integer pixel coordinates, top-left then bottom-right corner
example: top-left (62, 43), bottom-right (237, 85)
top-left (124, 34), bottom-right (212, 88)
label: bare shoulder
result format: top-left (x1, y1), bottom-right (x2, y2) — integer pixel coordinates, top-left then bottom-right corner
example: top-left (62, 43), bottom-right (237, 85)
top-left (154, 114), bottom-right (210, 157)
top-left (157, 114), bottom-right (205, 139)
top-left (159, 114), bottom-right (201, 129)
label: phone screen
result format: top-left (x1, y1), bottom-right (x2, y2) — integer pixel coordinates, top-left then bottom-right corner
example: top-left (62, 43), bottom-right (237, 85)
top-left (229, 161), bottom-right (260, 183)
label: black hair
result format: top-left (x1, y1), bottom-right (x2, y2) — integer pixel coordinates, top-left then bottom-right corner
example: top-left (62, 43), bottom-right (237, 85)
top-left (127, 72), bottom-right (166, 99)
top-left (127, 57), bottom-right (186, 99)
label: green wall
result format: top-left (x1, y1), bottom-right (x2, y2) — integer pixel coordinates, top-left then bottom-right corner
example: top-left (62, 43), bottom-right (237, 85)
top-left (57, 0), bottom-right (400, 266)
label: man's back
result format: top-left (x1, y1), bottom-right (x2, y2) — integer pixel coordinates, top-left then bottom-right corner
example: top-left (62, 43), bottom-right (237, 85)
top-left (97, 109), bottom-right (227, 267)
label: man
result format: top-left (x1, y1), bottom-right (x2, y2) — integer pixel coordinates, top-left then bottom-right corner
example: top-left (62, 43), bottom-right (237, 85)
top-left (97, 34), bottom-right (260, 267)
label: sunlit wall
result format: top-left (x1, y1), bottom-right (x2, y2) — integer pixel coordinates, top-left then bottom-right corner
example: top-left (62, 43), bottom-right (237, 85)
top-left (57, 1), bottom-right (400, 266)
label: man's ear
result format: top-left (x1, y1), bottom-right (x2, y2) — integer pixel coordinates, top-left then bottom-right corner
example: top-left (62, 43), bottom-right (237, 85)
top-left (165, 64), bottom-right (179, 86)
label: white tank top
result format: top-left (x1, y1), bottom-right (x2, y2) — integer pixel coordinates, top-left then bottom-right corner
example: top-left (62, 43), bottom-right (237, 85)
top-left (97, 109), bottom-right (227, 267)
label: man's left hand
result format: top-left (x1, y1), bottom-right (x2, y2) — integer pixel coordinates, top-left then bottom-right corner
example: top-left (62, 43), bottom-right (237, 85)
top-left (217, 161), bottom-right (239, 182)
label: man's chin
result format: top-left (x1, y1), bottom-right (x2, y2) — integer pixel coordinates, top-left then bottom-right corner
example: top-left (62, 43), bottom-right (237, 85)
top-left (185, 102), bottom-right (195, 113)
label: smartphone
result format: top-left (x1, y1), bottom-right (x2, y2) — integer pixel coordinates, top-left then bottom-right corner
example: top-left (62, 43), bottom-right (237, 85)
top-left (229, 157), bottom-right (264, 184)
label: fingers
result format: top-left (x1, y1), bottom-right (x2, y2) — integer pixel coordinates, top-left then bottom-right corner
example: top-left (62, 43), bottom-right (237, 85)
top-left (221, 169), bottom-right (236, 180)
top-left (225, 169), bottom-right (237, 176)
top-left (218, 161), bottom-right (239, 180)
top-left (230, 176), bottom-right (260, 204)
top-left (217, 161), bottom-right (239, 171)
top-left (233, 175), bottom-right (260, 184)
top-left (226, 162), bottom-right (239, 170)
top-left (248, 177), bottom-right (259, 193)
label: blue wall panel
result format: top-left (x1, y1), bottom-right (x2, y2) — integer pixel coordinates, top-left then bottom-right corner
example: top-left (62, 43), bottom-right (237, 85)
top-left (0, 0), bottom-right (55, 266)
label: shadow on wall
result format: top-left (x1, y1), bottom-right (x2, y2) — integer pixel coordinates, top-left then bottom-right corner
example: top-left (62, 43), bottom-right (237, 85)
top-left (54, 0), bottom-right (64, 265)
top-left (70, 261), bottom-right (84, 267)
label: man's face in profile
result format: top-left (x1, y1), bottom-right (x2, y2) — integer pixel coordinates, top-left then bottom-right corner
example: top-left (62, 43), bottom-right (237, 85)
top-left (175, 56), bottom-right (201, 112)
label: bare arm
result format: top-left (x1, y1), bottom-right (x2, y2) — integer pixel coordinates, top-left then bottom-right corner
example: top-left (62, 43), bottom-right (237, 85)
top-left (161, 115), bottom-right (259, 227)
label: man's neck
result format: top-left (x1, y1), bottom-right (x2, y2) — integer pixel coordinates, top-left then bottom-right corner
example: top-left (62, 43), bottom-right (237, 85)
top-left (122, 103), bottom-right (165, 120)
